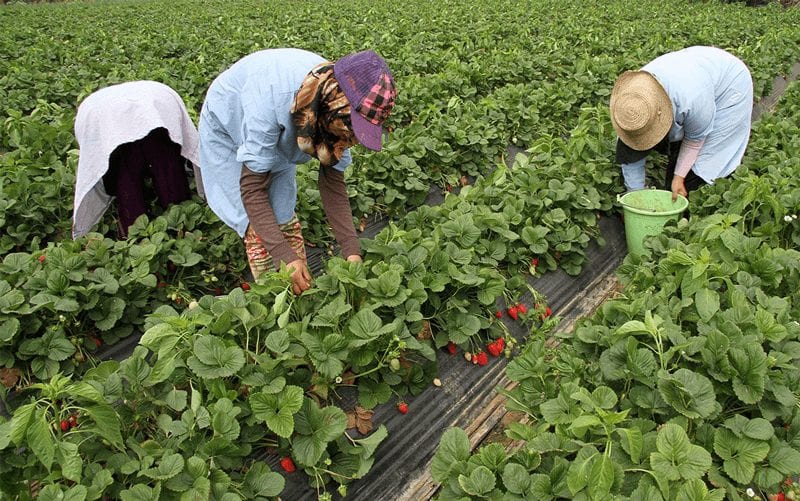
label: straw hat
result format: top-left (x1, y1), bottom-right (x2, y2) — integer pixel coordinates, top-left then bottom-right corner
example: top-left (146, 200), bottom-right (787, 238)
top-left (610, 71), bottom-right (673, 151)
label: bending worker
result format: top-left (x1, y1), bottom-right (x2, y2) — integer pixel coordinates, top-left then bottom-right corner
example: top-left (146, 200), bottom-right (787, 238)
top-left (610, 46), bottom-right (753, 201)
top-left (199, 48), bottom-right (396, 294)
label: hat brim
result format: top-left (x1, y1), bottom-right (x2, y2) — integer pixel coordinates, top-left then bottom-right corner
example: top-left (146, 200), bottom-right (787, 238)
top-left (351, 110), bottom-right (383, 151)
top-left (610, 71), bottom-right (672, 151)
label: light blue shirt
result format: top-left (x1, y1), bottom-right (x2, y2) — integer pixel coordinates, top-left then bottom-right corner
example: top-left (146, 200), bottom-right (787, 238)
top-left (199, 48), bottom-right (352, 235)
top-left (621, 46), bottom-right (752, 190)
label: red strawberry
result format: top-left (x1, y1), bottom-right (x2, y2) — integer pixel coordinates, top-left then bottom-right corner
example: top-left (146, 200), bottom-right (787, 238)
top-left (517, 303), bottom-right (528, 315)
top-left (544, 306), bottom-right (552, 318)
top-left (447, 342), bottom-right (457, 355)
top-left (494, 310), bottom-right (503, 319)
top-left (487, 342), bottom-right (502, 357)
top-left (38, 255), bottom-right (46, 263)
top-left (60, 420), bottom-right (69, 432)
top-left (68, 414), bottom-right (78, 428)
top-left (531, 258), bottom-right (539, 267)
top-left (507, 305), bottom-right (519, 320)
top-left (174, 297), bottom-right (182, 305)
top-left (279, 456), bottom-right (296, 473)
top-left (157, 282), bottom-right (168, 288)
top-left (476, 351), bottom-right (489, 366)
top-left (214, 287), bottom-right (222, 296)
top-left (471, 354), bottom-right (478, 364)
top-left (397, 402), bottom-right (408, 414)
top-left (241, 282), bottom-right (251, 291)
top-left (776, 493), bottom-right (785, 501)
top-left (92, 337), bottom-right (102, 349)
top-left (496, 337), bottom-right (505, 349)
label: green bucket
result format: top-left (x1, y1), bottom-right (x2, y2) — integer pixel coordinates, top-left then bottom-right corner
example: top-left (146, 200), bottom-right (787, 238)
top-left (617, 189), bottom-right (688, 256)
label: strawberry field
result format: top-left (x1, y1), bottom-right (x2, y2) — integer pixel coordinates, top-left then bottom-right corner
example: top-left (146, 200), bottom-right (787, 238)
top-left (2, 0), bottom-right (800, 499)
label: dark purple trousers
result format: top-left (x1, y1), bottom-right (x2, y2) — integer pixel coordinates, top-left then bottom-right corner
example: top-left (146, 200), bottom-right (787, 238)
top-left (103, 128), bottom-right (191, 237)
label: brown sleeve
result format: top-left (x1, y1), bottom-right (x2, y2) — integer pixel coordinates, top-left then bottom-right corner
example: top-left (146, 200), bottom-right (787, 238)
top-left (319, 165), bottom-right (361, 258)
top-left (239, 165), bottom-right (300, 268)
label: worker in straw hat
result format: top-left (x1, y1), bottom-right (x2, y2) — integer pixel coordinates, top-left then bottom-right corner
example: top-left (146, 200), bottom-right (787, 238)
top-left (199, 48), bottom-right (396, 294)
top-left (610, 46), bottom-right (753, 201)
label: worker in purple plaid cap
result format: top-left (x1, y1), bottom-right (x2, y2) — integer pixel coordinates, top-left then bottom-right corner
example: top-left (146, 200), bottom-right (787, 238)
top-left (199, 49), bottom-right (396, 294)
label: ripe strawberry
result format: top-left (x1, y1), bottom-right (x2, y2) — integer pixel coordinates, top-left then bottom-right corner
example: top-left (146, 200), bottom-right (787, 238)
top-left (487, 341), bottom-right (502, 357)
top-left (447, 342), bottom-right (457, 355)
top-left (775, 493), bottom-right (785, 501)
top-left (507, 305), bottom-right (519, 320)
top-left (517, 303), bottom-right (528, 315)
top-left (476, 351), bottom-right (489, 366)
top-left (279, 456), bottom-right (296, 473)
top-left (496, 337), bottom-right (505, 349)
top-left (92, 337), bottom-right (102, 349)
top-left (60, 420), bottom-right (69, 432)
top-left (68, 414), bottom-right (78, 428)
top-left (531, 258), bottom-right (539, 267)
top-left (471, 353), bottom-right (478, 364)
top-left (494, 310), bottom-right (503, 319)
top-left (38, 255), bottom-right (46, 263)
top-left (544, 306), bottom-right (552, 318)
top-left (241, 282), bottom-right (251, 291)
top-left (214, 287), bottom-right (222, 295)
top-left (397, 402), bottom-right (408, 414)
top-left (157, 282), bottom-right (168, 288)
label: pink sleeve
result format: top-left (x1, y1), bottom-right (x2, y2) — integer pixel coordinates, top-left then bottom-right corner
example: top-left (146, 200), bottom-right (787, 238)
top-left (674, 138), bottom-right (705, 178)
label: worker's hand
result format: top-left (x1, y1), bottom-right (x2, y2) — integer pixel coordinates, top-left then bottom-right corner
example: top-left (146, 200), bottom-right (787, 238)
top-left (345, 254), bottom-right (363, 263)
top-left (287, 259), bottom-right (312, 295)
top-left (671, 176), bottom-right (688, 202)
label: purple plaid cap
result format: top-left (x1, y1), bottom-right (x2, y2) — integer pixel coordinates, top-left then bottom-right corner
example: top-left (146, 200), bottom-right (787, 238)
top-left (333, 50), bottom-right (396, 151)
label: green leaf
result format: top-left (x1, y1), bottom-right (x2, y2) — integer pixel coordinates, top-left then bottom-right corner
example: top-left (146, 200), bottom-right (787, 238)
top-left (657, 368), bottom-right (716, 419)
top-left (348, 309), bottom-right (383, 340)
top-left (310, 296), bottom-right (351, 328)
top-left (356, 425), bottom-right (388, 458)
top-left (675, 479), bottom-right (725, 501)
top-left (0, 318), bottom-right (20, 343)
top-left (28, 410), bottom-right (55, 470)
top-left (57, 441), bottom-right (82, 482)
top-left (695, 288), bottom-right (720, 322)
top-left (502, 462), bottom-right (530, 495)
top-left (186, 336), bottom-right (245, 379)
top-left (141, 452), bottom-right (184, 480)
top-left (244, 462), bottom-right (285, 498)
top-left (431, 428), bottom-right (471, 482)
top-left (616, 427), bottom-right (644, 464)
top-left (265, 330), bottom-right (290, 353)
top-left (766, 444), bottom-right (800, 474)
top-left (729, 344), bottom-right (767, 404)
top-left (741, 418), bottom-right (774, 441)
top-left (10, 402), bottom-right (36, 446)
top-left (249, 385), bottom-right (304, 438)
top-left (457, 465), bottom-right (495, 496)
top-left (713, 428), bottom-right (770, 484)
top-left (120, 483), bottom-right (161, 501)
top-left (84, 404), bottom-right (124, 448)
top-left (293, 399), bottom-right (347, 467)
top-left (164, 388), bottom-right (188, 412)
top-left (650, 423), bottom-right (711, 481)
top-left (587, 454), bottom-right (614, 500)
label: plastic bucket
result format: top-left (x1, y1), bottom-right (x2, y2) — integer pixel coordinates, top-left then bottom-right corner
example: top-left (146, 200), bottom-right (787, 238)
top-left (617, 189), bottom-right (688, 256)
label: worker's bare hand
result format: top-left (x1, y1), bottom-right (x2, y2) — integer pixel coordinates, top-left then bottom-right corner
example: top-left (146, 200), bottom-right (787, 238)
top-left (287, 259), bottom-right (312, 295)
top-left (671, 176), bottom-right (688, 202)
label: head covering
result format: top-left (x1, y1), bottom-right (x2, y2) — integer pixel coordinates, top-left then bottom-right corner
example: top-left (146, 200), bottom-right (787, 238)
top-left (610, 70), bottom-right (673, 151)
top-left (291, 62), bottom-right (357, 168)
top-left (333, 50), bottom-right (396, 151)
